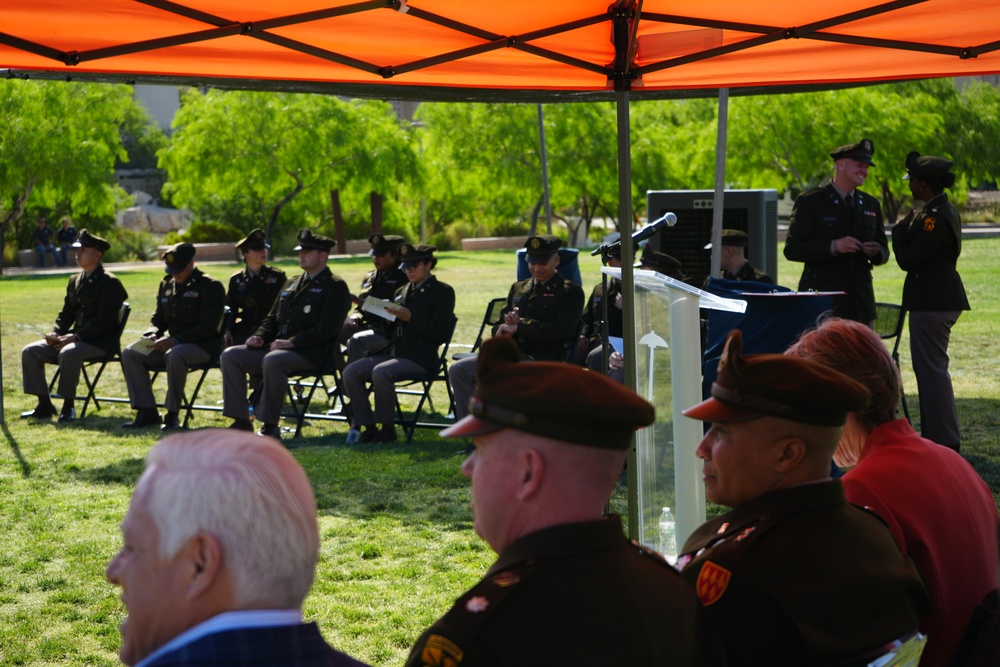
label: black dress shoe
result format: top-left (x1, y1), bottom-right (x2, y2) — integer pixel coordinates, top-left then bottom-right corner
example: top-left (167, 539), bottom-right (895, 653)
top-left (160, 412), bottom-right (181, 432)
top-left (229, 419), bottom-right (254, 431)
top-left (21, 404), bottom-right (57, 419)
top-left (357, 425), bottom-right (377, 444)
top-left (58, 408), bottom-right (76, 423)
top-left (122, 409), bottom-right (162, 429)
top-left (257, 423), bottom-right (281, 438)
top-left (372, 425), bottom-right (398, 444)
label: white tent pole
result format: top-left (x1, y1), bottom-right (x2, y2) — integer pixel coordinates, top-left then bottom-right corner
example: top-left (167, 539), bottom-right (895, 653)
top-left (537, 104), bottom-right (554, 235)
top-left (710, 88), bottom-right (730, 276)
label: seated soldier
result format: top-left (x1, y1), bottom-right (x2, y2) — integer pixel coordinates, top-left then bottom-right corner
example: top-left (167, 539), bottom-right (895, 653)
top-left (573, 240), bottom-right (623, 377)
top-left (678, 329), bottom-right (931, 667)
top-left (341, 233), bottom-right (408, 366)
top-left (449, 234), bottom-right (584, 419)
top-left (703, 228), bottom-right (773, 284)
top-left (224, 228), bottom-right (286, 348)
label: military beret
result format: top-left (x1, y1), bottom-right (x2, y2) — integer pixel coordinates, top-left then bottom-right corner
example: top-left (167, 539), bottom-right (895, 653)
top-left (369, 233), bottom-right (406, 254)
top-left (704, 228), bottom-right (749, 250)
top-left (72, 229), bottom-right (110, 253)
top-left (683, 329), bottom-right (870, 427)
top-left (903, 151), bottom-right (954, 179)
top-left (236, 228), bottom-right (269, 252)
top-left (635, 245), bottom-right (683, 273)
top-left (293, 229), bottom-right (335, 252)
top-left (441, 337), bottom-right (655, 449)
top-left (830, 138), bottom-right (876, 166)
top-left (162, 242), bottom-right (196, 275)
top-left (524, 234), bottom-right (562, 261)
top-left (398, 243), bottom-right (437, 267)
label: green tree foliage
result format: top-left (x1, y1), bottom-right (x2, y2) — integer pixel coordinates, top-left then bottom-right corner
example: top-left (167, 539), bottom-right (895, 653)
top-left (159, 90), bottom-right (419, 250)
top-left (0, 80), bottom-right (133, 271)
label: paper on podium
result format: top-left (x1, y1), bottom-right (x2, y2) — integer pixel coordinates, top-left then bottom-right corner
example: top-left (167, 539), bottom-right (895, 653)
top-left (361, 296), bottom-right (397, 322)
top-left (602, 267), bottom-right (747, 313)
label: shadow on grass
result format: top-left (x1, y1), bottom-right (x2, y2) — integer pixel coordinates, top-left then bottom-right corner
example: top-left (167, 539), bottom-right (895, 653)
top-left (1, 422), bottom-right (32, 477)
top-left (73, 457), bottom-right (145, 485)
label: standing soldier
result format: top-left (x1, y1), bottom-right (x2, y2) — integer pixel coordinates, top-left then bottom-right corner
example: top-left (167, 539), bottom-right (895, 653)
top-left (784, 138), bottom-right (889, 324)
top-left (220, 230), bottom-right (352, 439)
top-left (120, 243), bottom-right (226, 431)
top-left (20, 230), bottom-right (127, 422)
top-left (224, 229), bottom-right (286, 348)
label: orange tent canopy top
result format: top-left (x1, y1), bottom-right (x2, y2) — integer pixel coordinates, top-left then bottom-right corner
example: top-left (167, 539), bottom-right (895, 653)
top-left (2, 0), bottom-right (999, 100)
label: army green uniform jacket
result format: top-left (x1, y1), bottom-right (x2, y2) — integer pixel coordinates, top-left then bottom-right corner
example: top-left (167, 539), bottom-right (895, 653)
top-left (497, 272), bottom-right (584, 361)
top-left (226, 265), bottom-right (287, 344)
top-left (255, 267), bottom-right (351, 367)
top-left (891, 192), bottom-right (970, 313)
top-left (405, 516), bottom-right (724, 667)
top-left (678, 481), bottom-right (931, 667)
top-left (581, 277), bottom-right (623, 343)
top-left (354, 266), bottom-right (408, 328)
top-left (722, 261), bottom-right (773, 284)
top-left (785, 183), bottom-right (888, 323)
top-left (386, 276), bottom-right (456, 373)
top-left (53, 265), bottom-right (128, 353)
top-left (145, 268), bottom-right (226, 355)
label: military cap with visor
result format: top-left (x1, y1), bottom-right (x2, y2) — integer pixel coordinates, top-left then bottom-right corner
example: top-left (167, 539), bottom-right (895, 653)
top-left (368, 233), bottom-right (406, 255)
top-left (635, 245), bottom-right (683, 273)
top-left (72, 229), bottom-right (111, 253)
top-left (524, 234), bottom-right (562, 263)
top-left (236, 228), bottom-right (269, 252)
top-left (293, 229), bottom-right (336, 252)
top-left (830, 138), bottom-right (876, 166)
top-left (903, 151), bottom-right (954, 180)
top-left (398, 243), bottom-right (437, 268)
top-left (703, 228), bottom-right (749, 250)
top-left (162, 242), bottom-right (197, 275)
top-left (441, 337), bottom-right (655, 449)
top-left (683, 329), bottom-right (870, 427)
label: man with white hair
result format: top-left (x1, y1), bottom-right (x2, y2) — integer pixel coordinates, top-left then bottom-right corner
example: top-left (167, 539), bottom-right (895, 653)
top-left (105, 429), bottom-right (370, 667)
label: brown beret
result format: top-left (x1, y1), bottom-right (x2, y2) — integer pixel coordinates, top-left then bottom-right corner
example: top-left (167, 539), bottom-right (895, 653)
top-left (683, 329), bottom-right (870, 427)
top-left (441, 337), bottom-right (655, 449)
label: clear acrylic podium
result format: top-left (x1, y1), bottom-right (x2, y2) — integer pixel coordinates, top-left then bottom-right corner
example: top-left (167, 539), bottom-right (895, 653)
top-left (602, 267), bottom-right (746, 556)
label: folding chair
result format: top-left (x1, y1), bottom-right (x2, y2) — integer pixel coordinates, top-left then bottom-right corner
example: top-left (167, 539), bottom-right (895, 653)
top-left (873, 302), bottom-right (910, 422)
top-left (48, 302), bottom-right (131, 418)
top-left (394, 315), bottom-right (458, 443)
top-left (282, 353), bottom-right (347, 439)
top-left (453, 297), bottom-right (506, 360)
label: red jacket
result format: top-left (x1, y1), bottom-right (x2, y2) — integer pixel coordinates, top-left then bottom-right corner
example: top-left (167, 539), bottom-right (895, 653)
top-left (843, 419), bottom-right (1000, 666)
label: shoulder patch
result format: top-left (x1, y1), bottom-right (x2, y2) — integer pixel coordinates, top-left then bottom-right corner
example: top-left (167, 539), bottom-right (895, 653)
top-left (696, 560), bottom-right (732, 606)
top-left (923, 216), bottom-right (936, 232)
top-left (418, 634), bottom-right (464, 667)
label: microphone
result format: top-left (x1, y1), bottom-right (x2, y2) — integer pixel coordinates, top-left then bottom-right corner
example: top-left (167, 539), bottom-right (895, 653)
top-left (591, 211), bottom-right (677, 255)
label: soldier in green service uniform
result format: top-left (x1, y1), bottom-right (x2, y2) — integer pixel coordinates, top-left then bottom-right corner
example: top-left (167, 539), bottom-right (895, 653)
top-left (449, 234), bottom-right (584, 420)
top-left (405, 337), bottom-right (724, 667)
top-left (220, 230), bottom-right (352, 439)
top-left (121, 242), bottom-right (226, 432)
top-left (677, 329), bottom-right (931, 667)
top-left (224, 228), bottom-right (286, 348)
top-left (20, 229), bottom-right (128, 422)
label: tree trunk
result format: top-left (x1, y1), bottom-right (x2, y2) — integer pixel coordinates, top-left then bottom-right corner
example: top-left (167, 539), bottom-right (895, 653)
top-left (370, 192), bottom-right (383, 236)
top-left (0, 181), bottom-right (36, 276)
top-left (331, 190), bottom-right (347, 255)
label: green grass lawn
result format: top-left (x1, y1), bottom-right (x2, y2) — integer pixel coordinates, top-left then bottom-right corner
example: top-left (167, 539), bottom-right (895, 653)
top-left (1, 243), bottom-right (998, 666)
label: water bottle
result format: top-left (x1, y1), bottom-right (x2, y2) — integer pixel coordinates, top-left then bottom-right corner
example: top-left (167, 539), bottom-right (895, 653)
top-left (658, 507), bottom-right (677, 564)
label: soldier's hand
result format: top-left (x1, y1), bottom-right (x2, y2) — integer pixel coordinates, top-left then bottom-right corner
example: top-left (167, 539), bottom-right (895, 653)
top-left (270, 339), bottom-right (294, 351)
top-left (833, 236), bottom-right (862, 254)
top-left (387, 305), bottom-right (411, 322)
top-left (495, 323), bottom-right (517, 337)
top-left (246, 335), bottom-right (265, 348)
top-left (152, 336), bottom-right (176, 351)
top-left (504, 307), bottom-right (521, 325)
top-left (861, 242), bottom-right (882, 257)
top-left (614, 293), bottom-right (623, 310)
top-left (44, 333), bottom-right (60, 347)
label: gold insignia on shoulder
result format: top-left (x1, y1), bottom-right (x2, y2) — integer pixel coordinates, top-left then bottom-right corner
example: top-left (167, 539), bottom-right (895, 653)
top-left (695, 560), bottom-right (732, 606)
top-left (421, 635), bottom-right (464, 667)
top-left (492, 571), bottom-right (521, 587)
top-left (923, 216), bottom-right (936, 232)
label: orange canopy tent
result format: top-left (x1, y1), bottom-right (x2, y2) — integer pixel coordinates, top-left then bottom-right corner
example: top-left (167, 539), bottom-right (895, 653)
top-left (2, 0), bottom-right (999, 100)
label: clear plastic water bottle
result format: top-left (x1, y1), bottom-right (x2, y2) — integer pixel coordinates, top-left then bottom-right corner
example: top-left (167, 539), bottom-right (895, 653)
top-left (658, 506), bottom-right (677, 564)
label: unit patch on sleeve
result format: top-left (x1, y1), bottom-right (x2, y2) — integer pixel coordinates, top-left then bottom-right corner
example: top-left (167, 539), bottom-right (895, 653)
top-left (695, 560), bottom-right (732, 606)
top-left (419, 634), bottom-right (464, 667)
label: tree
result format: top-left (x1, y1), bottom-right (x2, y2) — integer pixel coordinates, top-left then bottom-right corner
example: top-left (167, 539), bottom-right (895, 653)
top-left (159, 90), bottom-right (419, 250)
top-left (0, 80), bottom-right (133, 273)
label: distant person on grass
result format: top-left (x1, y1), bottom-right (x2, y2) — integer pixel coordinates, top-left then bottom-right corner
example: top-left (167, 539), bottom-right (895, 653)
top-left (106, 429), bottom-right (370, 667)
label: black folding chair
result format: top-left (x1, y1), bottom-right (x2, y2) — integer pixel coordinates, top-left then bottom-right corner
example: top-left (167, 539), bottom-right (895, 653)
top-left (282, 353), bottom-right (347, 439)
top-left (394, 315), bottom-right (458, 443)
top-left (873, 302), bottom-right (911, 422)
top-left (48, 302), bottom-right (131, 418)
top-left (453, 297), bottom-right (506, 361)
